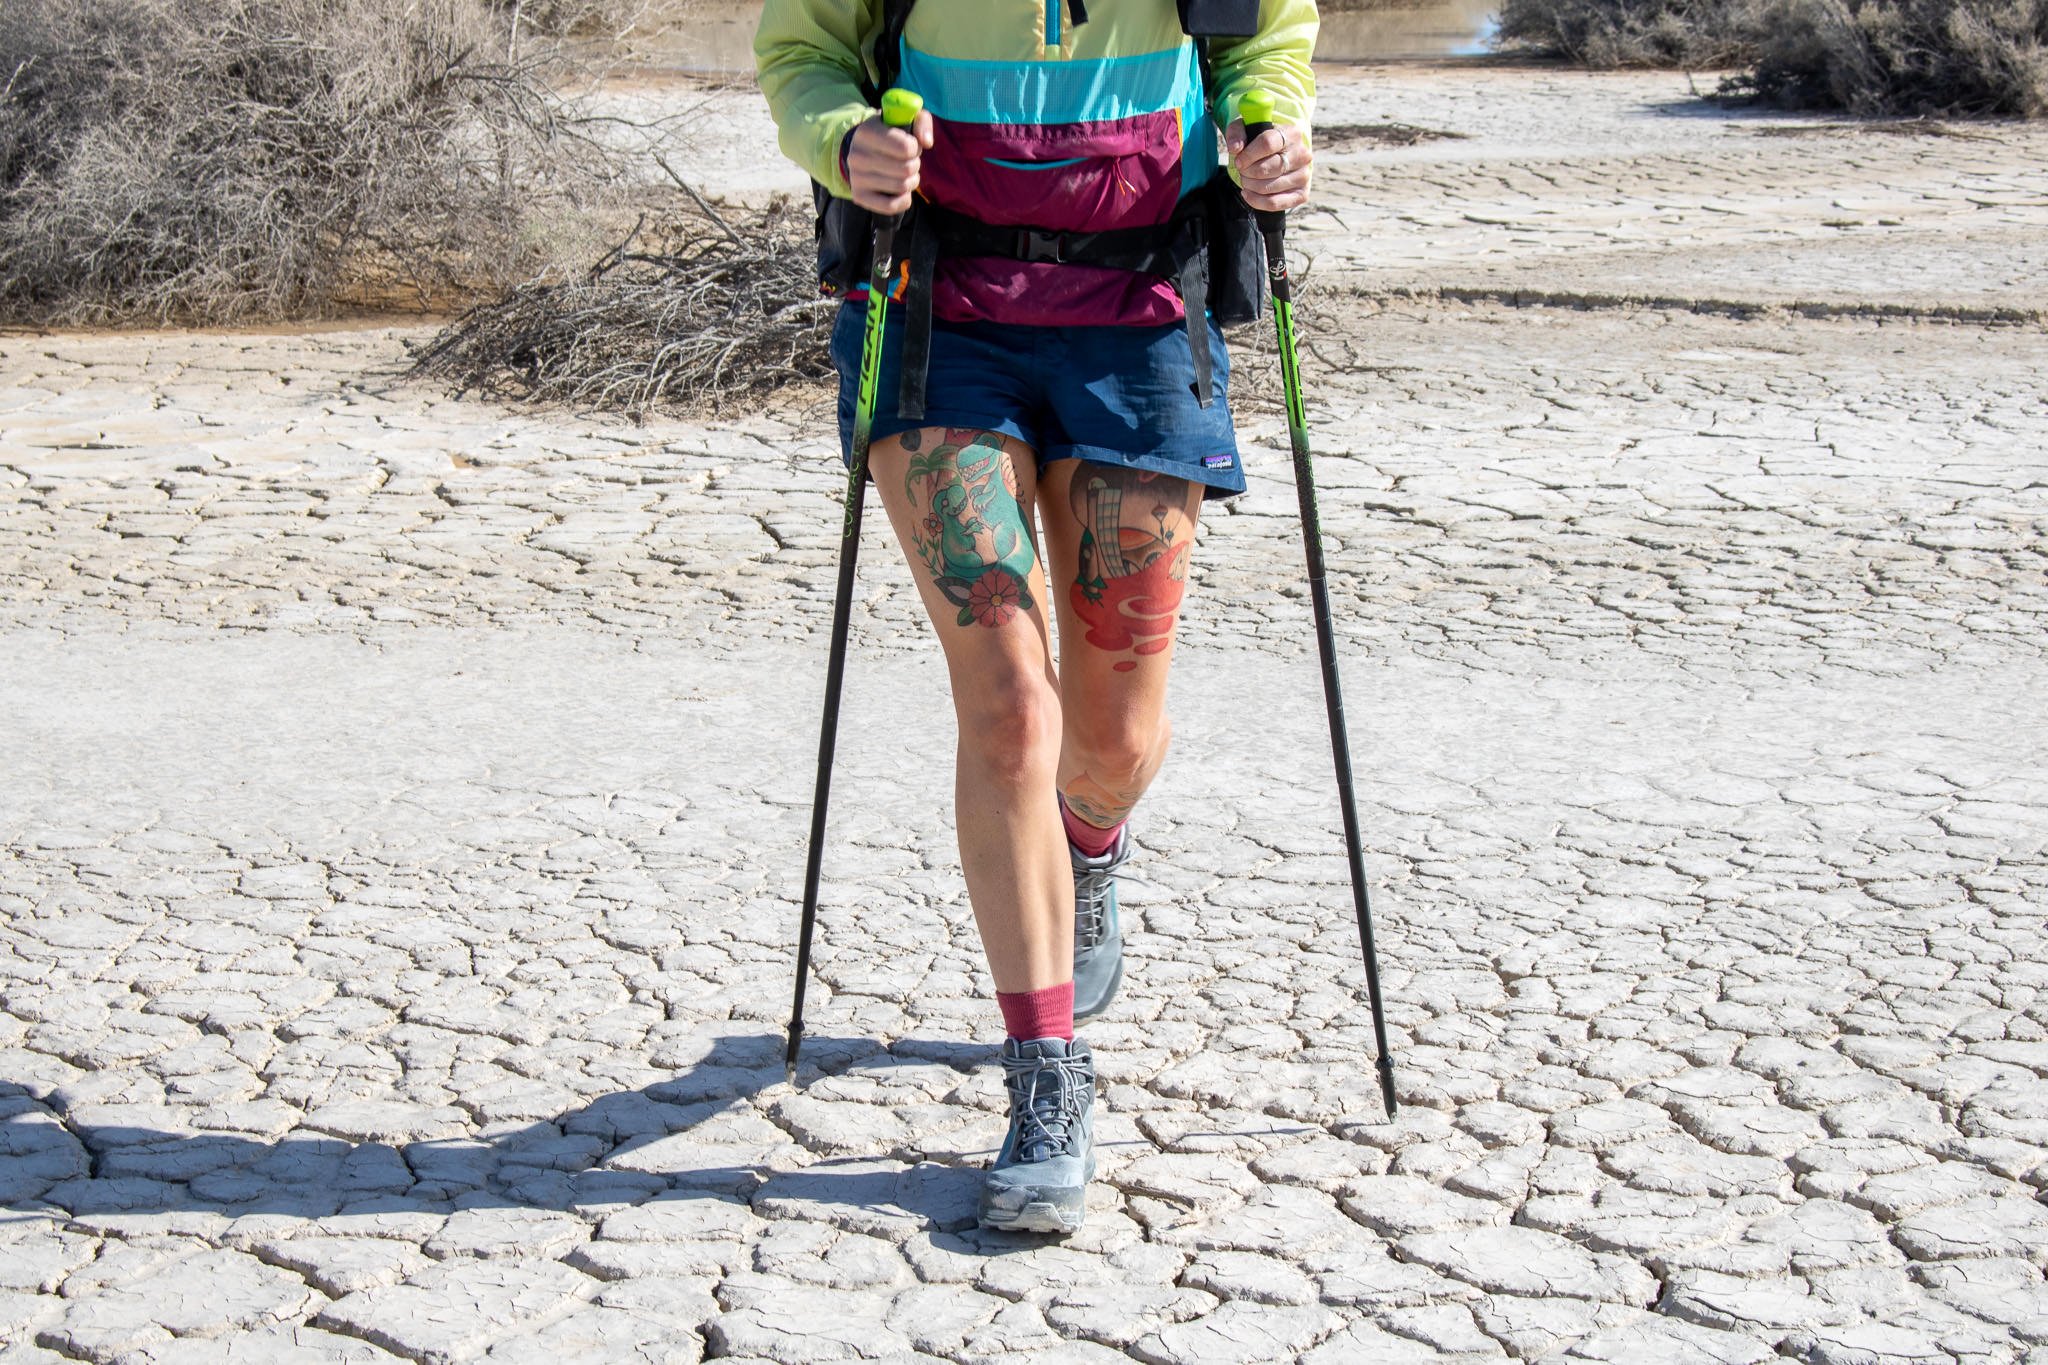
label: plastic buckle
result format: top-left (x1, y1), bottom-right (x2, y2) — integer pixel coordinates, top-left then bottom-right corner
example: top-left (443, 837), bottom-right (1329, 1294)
top-left (1019, 230), bottom-right (1067, 264)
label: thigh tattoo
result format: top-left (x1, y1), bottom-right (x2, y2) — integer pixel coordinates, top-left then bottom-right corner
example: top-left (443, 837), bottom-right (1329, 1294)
top-left (1070, 467), bottom-right (1194, 673)
top-left (903, 428), bottom-right (1037, 629)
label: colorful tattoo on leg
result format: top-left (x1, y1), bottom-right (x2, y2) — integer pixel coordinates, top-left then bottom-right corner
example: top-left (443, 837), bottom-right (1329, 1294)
top-left (1063, 771), bottom-right (1140, 829)
top-left (1070, 467), bottom-right (1193, 673)
top-left (905, 429), bottom-right (1037, 629)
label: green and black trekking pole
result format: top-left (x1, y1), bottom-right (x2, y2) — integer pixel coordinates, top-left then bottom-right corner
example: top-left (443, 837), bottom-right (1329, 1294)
top-left (1241, 89), bottom-right (1399, 1119)
top-left (786, 88), bottom-right (924, 1087)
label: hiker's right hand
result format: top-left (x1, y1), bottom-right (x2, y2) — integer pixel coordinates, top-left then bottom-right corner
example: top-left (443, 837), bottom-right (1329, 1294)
top-left (845, 109), bottom-right (934, 216)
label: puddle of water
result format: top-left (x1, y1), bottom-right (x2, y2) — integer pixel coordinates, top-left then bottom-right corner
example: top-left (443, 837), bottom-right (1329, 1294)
top-left (1320, 0), bottom-right (1500, 60)
top-left (634, 0), bottom-right (1499, 75)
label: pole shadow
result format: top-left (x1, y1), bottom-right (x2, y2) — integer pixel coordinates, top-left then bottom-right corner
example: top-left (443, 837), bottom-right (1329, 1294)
top-left (0, 1032), bottom-right (1003, 1239)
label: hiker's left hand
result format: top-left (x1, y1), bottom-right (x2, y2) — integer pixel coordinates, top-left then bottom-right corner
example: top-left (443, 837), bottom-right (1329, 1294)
top-left (1227, 121), bottom-right (1312, 212)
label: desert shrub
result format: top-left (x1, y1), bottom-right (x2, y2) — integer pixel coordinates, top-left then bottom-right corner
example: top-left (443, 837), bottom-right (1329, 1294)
top-left (0, 0), bottom-right (618, 325)
top-left (1496, 0), bottom-right (2047, 113)
top-left (1495, 0), bottom-right (1767, 66)
top-left (1736, 0), bottom-right (2048, 113)
top-left (1497, 0), bottom-right (2046, 113)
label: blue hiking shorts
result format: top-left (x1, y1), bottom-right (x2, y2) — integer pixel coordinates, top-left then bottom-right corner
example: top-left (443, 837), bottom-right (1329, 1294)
top-left (830, 301), bottom-right (1246, 500)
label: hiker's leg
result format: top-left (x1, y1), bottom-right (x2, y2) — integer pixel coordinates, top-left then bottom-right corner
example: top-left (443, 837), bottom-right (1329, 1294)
top-left (1038, 461), bottom-right (1206, 834)
top-left (869, 427), bottom-right (1073, 994)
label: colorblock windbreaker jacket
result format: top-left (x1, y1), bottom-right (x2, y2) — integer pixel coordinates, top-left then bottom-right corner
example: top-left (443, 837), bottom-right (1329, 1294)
top-left (755, 0), bottom-right (1317, 328)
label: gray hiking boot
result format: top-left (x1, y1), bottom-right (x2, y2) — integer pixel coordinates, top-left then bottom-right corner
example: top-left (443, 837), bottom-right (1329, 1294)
top-left (977, 1036), bottom-right (1096, 1234)
top-left (1071, 830), bottom-right (1131, 1022)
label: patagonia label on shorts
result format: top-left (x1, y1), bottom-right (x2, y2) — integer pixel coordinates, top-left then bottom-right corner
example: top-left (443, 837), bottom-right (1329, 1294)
top-left (1203, 454), bottom-right (1235, 469)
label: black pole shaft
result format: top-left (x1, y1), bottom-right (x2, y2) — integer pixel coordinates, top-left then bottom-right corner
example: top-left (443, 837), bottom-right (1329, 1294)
top-left (785, 461), bottom-right (866, 1085)
top-left (786, 208), bottom-right (903, 1086)
top-left (1245, 121), bottom-right (1398, 1118)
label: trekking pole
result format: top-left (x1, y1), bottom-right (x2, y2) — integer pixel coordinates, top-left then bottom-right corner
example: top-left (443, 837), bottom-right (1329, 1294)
top-left (1241, 89), bottom-right (1398, 1119)
top-left (786, 88), bottom-right (924, 1087)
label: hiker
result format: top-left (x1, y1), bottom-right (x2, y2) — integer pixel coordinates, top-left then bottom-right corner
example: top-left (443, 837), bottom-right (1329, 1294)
top-left (756, 0), bottom-right (1316, 1233)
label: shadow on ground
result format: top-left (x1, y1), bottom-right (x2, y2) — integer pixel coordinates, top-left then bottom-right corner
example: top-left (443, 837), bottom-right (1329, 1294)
top-left (0, 1033), bottom-right (1009, 1240)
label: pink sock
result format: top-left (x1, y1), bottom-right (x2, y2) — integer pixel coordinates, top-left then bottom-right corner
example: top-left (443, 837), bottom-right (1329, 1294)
top-left (997, 982), bottom-right (1074, 1042)
top-left (1060, 799), bottom-right (1124, 859)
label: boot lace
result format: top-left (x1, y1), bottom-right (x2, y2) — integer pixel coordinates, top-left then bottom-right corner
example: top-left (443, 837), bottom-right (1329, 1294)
top-left (1072, 839), bottom-right (1133, 950)
top-left (1003, 1049), bottom-right (1090, 1163)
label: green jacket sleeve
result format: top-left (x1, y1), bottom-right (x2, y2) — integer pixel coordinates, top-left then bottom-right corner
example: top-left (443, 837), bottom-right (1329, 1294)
top-left (1208, 0), bottom-right (1318, 163)
top-left (755, 0), bottom-right (883, 200)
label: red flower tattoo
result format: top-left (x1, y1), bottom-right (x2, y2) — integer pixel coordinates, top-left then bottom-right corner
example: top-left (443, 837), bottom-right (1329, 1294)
top-left (967, 568), bottom-right (1022, 628)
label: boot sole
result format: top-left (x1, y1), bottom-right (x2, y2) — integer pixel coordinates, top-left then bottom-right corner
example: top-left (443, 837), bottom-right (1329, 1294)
top-left (978, 1197), bottom-right (1085, 1234)
top-left (977, 1151), bottom-right (1095, 1234)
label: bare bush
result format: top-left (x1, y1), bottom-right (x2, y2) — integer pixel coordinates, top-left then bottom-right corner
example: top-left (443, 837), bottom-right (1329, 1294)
top-left (407, 197), bottom-right (835, 417)
top-left (1736, 0), bottom-right (2048, 114)
top-left (0, 0), bottom-right (619, 326)
top-left (1496, 0), bottom-right (1766, 66)
top-left (1498, 0), bottom-right (2046, 113)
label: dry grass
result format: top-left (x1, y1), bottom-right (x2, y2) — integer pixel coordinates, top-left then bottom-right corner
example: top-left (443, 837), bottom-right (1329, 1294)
top-left (1497, 0), bottom-right (2047, 115)
top-left (406, 197), bottom-right (835, 417)
top-left (0, 0), bottom-right (623, 326)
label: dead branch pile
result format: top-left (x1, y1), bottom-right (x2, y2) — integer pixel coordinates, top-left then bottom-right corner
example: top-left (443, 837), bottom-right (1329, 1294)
top-left (0, 0), bottom-right (618, 326)
top-left (407, 197), bottom-right (834, 417)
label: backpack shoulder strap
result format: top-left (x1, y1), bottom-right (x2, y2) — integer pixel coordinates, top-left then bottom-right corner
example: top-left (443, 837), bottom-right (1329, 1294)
top-left (875, 0), bottom-right (915, 97)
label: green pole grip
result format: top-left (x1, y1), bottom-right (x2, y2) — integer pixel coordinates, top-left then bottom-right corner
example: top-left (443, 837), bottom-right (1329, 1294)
top-left (1238, 87), bottom-right (1285, 235)
top-left (881, 88), bottom-right (923, 129)
top-left (1239, 88), bottom-right (1276, 136)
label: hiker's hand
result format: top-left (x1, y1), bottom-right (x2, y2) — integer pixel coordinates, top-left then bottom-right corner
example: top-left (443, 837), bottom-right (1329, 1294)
top-left (1227, 120), bottom-right (1312, 212)
top-left (846, 109), bottom-right (934, 216)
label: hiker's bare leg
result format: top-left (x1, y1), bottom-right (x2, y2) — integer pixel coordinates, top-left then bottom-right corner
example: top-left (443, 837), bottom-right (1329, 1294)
top-left (1038, 461), bottom-right (1205, 832)
top-left (869, 428), bottom-right (1073, 992)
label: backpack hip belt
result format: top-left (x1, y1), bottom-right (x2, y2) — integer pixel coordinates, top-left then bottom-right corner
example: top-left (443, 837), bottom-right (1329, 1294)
top-left (891, 191), bottom-right (1223, 419)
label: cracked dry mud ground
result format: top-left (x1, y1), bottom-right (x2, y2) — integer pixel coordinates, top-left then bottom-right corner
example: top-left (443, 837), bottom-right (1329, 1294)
top-left (2, 66), bottom-right (2047, 1365)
